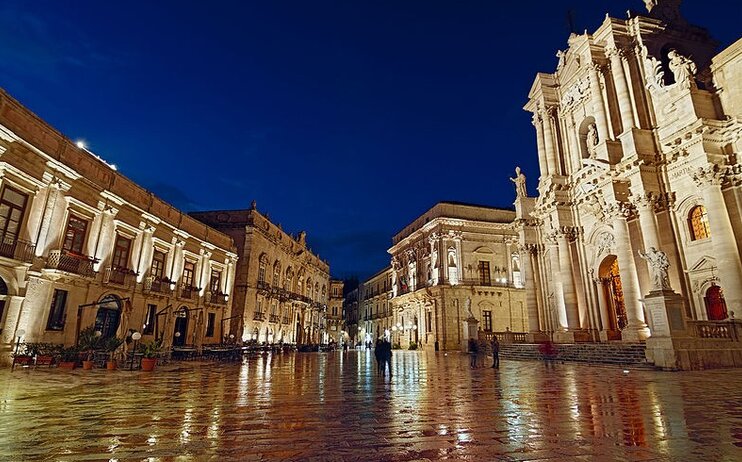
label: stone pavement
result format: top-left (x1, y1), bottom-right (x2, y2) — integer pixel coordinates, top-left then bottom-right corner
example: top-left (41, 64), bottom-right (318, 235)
top-left (1, 350), bottom-right (741, 461)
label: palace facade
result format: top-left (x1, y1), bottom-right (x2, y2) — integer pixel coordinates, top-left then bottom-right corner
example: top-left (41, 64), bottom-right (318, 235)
top-left (191, 208), bottom-right (332, 345)
top-left (388, 202), bottom-right (528, 351)
top-left (0, 89), bottom-right (238, 365)
top-left (518, 0), bottom-right (742, 344)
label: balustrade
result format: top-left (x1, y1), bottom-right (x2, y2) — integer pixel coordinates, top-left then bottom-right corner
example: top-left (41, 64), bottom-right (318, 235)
top-left (0, 235), bottom-right (35, 263)
top-left (46, 249), bottom-right (97, 277)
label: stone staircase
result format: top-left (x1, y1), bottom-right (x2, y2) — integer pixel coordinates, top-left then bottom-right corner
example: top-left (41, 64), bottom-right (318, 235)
top-left (500, 343), bottom-right (656, 369)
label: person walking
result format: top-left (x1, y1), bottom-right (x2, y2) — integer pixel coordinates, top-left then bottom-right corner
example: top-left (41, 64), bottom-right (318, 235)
top-left (468, 337), bottom-right (478, 368)
top-left (382, 339), bottom-right (393, 377)
top-left (374, 338), bottom-right (384, 375)
top-left (491, 336), bottom-right (500, 369)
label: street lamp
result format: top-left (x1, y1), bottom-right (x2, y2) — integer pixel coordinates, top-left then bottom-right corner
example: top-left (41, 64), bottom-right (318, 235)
top-left (130, 332), bottom-right (142, 371)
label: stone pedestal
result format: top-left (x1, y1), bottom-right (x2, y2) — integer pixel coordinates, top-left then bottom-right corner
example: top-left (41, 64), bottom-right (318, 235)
top-left (463, 317), bottom-right (479, 351)
top-left (643, 289), bottom-right (688, 369)
top-left (553, 330), bottom-right (576, 343)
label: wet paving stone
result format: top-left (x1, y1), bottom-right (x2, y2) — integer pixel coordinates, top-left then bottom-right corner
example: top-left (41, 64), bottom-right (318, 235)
top-left (1, 350), bottom-right (742, 461)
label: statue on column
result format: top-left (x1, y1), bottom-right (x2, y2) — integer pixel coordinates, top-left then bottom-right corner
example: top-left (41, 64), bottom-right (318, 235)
top-left (510, 166), bottom-right (527, 198)
top-left (465, 297), bottom-right (475, 319)
top-left (668, 50), bottom-right (697, 88)
top-left (639, 247), bottom-right (672, 291)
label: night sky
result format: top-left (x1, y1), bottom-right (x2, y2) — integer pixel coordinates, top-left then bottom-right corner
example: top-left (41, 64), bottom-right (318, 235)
top-left (1, 0), bottom-right (738, 279)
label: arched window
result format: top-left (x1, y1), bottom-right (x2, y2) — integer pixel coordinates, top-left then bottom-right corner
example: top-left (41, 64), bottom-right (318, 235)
top-left (285, 266), bottom-right (293, 290)
top-left (688, 205), bottom-right (711, 241)
top-left (273, 261), bottom-right (281, 285)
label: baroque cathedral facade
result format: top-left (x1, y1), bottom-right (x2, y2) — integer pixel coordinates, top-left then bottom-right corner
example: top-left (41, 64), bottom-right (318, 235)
top-left (516, 0), bottom-right (742, 343)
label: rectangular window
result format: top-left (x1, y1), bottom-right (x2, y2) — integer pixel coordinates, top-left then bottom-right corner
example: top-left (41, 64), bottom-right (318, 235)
top-left (151, 250), bottom-right (167, 279)
top-left (112, 234), bottom-right (131, 269)
top-left (62, 215), bottom-right (88, 254)
top-left (210, 269), bottom-right (222, 293)
top-left (426, 311), bottom-right (432, 331)
top-left (483, 310), bottom-right (492, 332)
top-left (182, 260), bottom-right (195, 287)
top-left (478, 261), bottom-right (491, 286)
top-left (46, 289), bottom-right (68, 331)
top-left (143, 304), bottom-right (156, 334)
top-left (205, 312), bottom-right (216, 337)
top-left (0, 186), bottom-right (29, 242)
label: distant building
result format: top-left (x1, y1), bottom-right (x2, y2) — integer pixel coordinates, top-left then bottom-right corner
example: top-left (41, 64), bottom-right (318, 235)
top-left (191, 208), bottom-right (331, 345)
top-left (388, 202), bottom-right (527, 351)
top-left (358, 267), bottom-right (393, 345)
top-left (519, 0), bottom-right (742, 345)
top-left (0, 89), bottom-right (238, 365)
top-left (327, 279), bottom-right (345, 344)
top-left (342, 285), bottom-right (360, 345)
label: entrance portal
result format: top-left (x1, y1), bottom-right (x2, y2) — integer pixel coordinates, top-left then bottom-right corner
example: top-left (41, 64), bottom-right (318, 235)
top-left (173, 307), bottom-right (189, 346)
top-left (599, 256), bottom-right (628, 332)
top-left (95, 295), bottom-right (122, 338)
top-left (704, 284), bottom-right (728, 320)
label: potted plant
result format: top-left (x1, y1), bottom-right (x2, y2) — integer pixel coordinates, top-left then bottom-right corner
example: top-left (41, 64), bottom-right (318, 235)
top-left (11, 343), bottom-right (34, 368)
top-left (139, 338), bottom-right (163, 372)
top-left (58, 346), bottom-right (80, 369)
top-left (78, 326), bottom-right (103, 370)
top-left (35, 343), bottom-right (61, 366)
top-left (104, 336), bottom-right (124, 370)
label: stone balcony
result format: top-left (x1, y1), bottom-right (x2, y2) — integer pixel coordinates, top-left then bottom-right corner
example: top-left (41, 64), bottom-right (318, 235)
top-left (269, 314), bottom-right (280, 324)
top-left (0, 235), bottom-right (35, 264)
top-left (253, 311), bottom-right (266, 322)
top-left (46, 249), bottom-right (97, 278)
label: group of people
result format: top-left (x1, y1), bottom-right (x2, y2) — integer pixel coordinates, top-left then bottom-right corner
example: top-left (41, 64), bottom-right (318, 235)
top-left (468, 335), bottom-right (499, 369)
top-left (374, 338), bottom-right (393, 376)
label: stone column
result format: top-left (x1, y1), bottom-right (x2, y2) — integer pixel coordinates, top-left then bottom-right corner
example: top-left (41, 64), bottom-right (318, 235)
top-left (34, 179), bottom-right (69, 256)
top-left (556, 229), bottom-right (580, 330)
top-left (546, 238), bottom-right (568, 331)
top-left (136, 225), bottom-right (155, 282)
top-left (606, 46), bottom-right (636, 134)
top-left (589, 63), bottom-right (610, 141)
top-left (693, 167), bottom-right (742, 312)
top-left (595, 278), bottom-right (612, 332)
top-left (92, 206), bottom-right (118, 271)
top-left (532, 114), bottom-right (549, 176)
top-left (524, 245), bottom-right (541, 333)
top-left (634, 193), bottom-right (661, 251)
top-left (539, 106), bottom-right (560, 176)
top-left (611, 208), bottom-right (650, 341)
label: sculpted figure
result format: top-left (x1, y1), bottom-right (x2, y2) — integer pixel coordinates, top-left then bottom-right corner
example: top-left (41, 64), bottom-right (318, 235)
top-left (639, 246), bottom-right (672, 291)
top-left (465, 297), bottom-right (475, 319)
top-left (586, 123), bottom-right (598, 158)
top-left (668, 50), bottom-right (697, 88)
top-left (510, 166), bottom-right (527, 198)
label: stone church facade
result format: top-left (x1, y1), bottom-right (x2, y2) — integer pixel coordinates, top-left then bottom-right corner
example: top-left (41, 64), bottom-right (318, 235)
top-left (518, 0), bottom-right (742, 345)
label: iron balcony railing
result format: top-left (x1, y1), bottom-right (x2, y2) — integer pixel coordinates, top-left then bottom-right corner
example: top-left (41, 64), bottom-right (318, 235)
top-left (179, 284), bottom-right (200, 300)
top-left (208, 291), bottom-right (229, 305)
top-left (47, 249), bottom-right (97, 277)
top-left (144, 275), bottom-right (174, 294)
top-left (269, 314), bottom-right (280, 324)
top-left (253, 311), bottom-right (266, 322)
top-left (0, 235), bottom-right (35, 263)
top-left (104, 266), bottom-right (137, 286)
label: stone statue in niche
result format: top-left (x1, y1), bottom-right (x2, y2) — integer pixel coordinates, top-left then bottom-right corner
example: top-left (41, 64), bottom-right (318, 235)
top-left (465, 297), bottom-right (475, 319)
top-left (510, 166), bottom-right (527, 198)
top-left (668, 50), bottom-right (697, 88)
top-left (586, 123), bottom-right (598, 158)
top-left (639, 247), bottom-right (672, 291)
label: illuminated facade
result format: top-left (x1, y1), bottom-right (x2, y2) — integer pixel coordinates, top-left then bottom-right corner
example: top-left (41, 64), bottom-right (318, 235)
top-left (519, 0), bottom-right (742, 343)
top-left (0, 90), bottom-right (238, 365)
top-left (358, 267), bottom-right (393, 344)
top-left (327, 279), bottom-right (345, 344)
top-left (388, 202), bottom-right (527, 351)
top-left (191, 208), bottom-right (331, 345)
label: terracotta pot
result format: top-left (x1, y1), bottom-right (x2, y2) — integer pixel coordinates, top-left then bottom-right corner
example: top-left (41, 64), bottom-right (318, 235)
top-left (141, 358), bottom-right (157, 372)
top-left (59, 361), bottom-right (77, 370)
top-left (106, 360), bottom-right (117, 370)
top-left (82, 360), bottom-right (94, 370)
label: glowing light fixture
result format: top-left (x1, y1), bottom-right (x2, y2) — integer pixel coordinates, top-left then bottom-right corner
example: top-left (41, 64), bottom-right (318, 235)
top-left (76, 140), bottom-right (86, 149)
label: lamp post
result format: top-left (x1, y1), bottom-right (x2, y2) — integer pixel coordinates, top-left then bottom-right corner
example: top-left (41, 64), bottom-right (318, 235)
top-left (130, 332), bottom-right (142, 371)
top-left (11, 329), bottom-right (25, 371)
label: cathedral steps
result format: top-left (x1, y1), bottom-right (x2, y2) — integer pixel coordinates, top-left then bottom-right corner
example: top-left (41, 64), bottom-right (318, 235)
top-left (500, 343), bottom-right (656, 369)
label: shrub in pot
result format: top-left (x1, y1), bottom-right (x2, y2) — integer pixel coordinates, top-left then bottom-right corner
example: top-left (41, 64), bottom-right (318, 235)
top-left (78, 326), bottom-right (104, 370)
top-left (104, 336), bottom-right (124, 370)
top-left (58, 346), bottom-right (81, 369)
top-left (139, 338), bottom-right (163, 372)
top-left (36, 343), bottom-right (62, 366)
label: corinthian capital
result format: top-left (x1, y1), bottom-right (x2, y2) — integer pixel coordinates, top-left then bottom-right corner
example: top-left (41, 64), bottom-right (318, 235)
top-left (692, 165), bottom-right (727, 189)
top-left (604, 201), bottom-right (637, 221)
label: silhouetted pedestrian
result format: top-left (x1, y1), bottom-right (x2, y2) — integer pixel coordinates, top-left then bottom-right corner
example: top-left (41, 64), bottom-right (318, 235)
top-left (491, 336), bottom-right (500, 369)
top-left (374, 338), bottom-right (384, 374)
top-left (382, 339), bottom-right (393, 377)
top-left (468, 338), bottom-right (478, 368)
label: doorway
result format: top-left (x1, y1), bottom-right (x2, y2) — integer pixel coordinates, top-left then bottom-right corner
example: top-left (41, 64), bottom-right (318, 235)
top-left (95, 294), bottom-right (122, 338)
top-left (704, 284), bottom-right (728, 320)
top-left (599, 256), bottom-right (628, 332)
top-left (173, 307), bottom-right (189, 346)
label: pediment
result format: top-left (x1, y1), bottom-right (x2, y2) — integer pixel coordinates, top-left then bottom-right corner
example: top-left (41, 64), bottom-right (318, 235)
top-left (473, 246), bottom-right (495, 254)
top-left (688, 255), bottom-right (715, 272)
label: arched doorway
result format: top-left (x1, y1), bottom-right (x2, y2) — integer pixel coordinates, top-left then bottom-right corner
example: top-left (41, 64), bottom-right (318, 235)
top-left (173, 307), bottom-right (189, 346)
top-left (704, 284), bottom-right (728, 320)
top-left (599, 256), bottom-right (628, 333)
top-left (95, 294), bottom-right (122, 338)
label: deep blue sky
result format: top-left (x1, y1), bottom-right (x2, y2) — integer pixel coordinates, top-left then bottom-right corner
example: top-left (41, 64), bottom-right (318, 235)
top-left (1, 1), bottom-right (738, 279)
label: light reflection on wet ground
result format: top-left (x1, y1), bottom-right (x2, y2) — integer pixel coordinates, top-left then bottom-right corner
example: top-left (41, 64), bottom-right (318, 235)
top-left (1, 350), bottom-right (741, 461)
